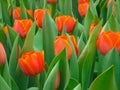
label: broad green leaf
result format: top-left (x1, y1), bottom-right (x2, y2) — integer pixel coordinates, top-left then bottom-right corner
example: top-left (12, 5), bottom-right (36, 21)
top-left (64, 0), bottom-right (73, 16)
top-left (67, 34), bottom-right (79, 80)
top-left (15, 66), bottom-right (29, 90)
top-left (43, 12), bottom-right (58, 65)
top-left (66, 78), bottom-right (79, 90)
top-left (89, 66), bottom-right (117, 90)
top-left (78, 20), bottom-right (102, 90)
top-left (101, 48), bottom-right (120, 90)
top-left (108, 15), bottom-right (120, 32)
top-left (9, 35), bottom-right (19, 78)
top-left (47, 49), bottom-right (70, 90)
top-left (116, 0), bottom-right (120, 23)
top-left (73, 84), bottom-right (81, 90)
top-left (84, 8), bottom-right (94, 40)
top-left (0, 0), bottom-right (11, 25)
top-left (21, 22), bottom-right (36, 54)
top-left (58, 0), bottom-right (65, 14)
top-left (0, 60), bottom-right (11, 87)
top-left (27, 87), bottom-right (39, 90)
top-left (20, 0), bottom-right (28, 19)
top-left (43, 61), bottom-right (59, 90)
top-left (34, 29), bottom-right (43, 51)
top-left (11, 77), bottom-right (19, 90)
top-left (0, 75), bottom-right (11, 90)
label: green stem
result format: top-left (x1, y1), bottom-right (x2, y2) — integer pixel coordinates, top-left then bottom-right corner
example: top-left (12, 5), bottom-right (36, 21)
top-left (36, 74), bottom-right (40, 90)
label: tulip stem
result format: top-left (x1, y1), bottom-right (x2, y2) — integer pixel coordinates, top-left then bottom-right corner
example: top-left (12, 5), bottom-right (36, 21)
top-left (36, 74), bottom-right (40, 90)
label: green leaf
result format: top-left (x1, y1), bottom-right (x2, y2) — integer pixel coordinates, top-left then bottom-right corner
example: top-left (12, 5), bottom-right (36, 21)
top-left (116, 0), bottom-right (120, 23)
top-left (47, 49), bottom-right (70, 90)
top-left (0, 75), bottom-right (11, 90)
top-left (58, 0), bottom-right (65, 14)
top-left (67, 34), bottom-right (79, 80)
top-left (73, 84), bottom-right (81, 90)
top-left (66, 78), bottom-right (79, 90)
top-left (101, 48), bottom-right (120, 90)
top-left (21, 22), bottom-right (36, 54)
top-left (27, 87), bottom-right (39, 90)
top-left (0, 0), bottom-right (11, 25)
top-left (43, 12), bottom-right (58, 65)
top-left (89, 65), bottom-right (117, 90)
top-left (78, 20), bottom-right (102, 90)
top-left (9, 35), bottom-right (19, 78)
top-left (64, 0), bottom-right (73, 16)
top-left (11, 77), bottom-right (19, 90)
top-left (34, 29), bottom-right (43, 51)
top-left (20, 0), bottom-right (28, 19)
top-left (84, 8), bottom-right (94, 40)
top-left (43, 61), bottom-right (59, 90)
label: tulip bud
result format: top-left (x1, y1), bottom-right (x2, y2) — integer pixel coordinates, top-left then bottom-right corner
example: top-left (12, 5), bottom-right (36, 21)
top-left (78, 2), bottom-right (90, 17)
top-left (13, 19), bottom-right (33, 38)
top-left (55, 16), bottom-right (76, 33)
top-left (19, 51), bottom-right (44, 76)
top-left (0, 42), bottom-right (6, 66)
top-left (34, 9), bottom-right (51, 28)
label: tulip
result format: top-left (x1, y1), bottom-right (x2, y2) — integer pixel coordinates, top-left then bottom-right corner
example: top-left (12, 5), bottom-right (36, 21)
top-left (54, 35), bottom-right (78, 60)
top-left (0, 42), bottom-right (6, 66)
top-left (47, 0), bottom-right (57, 3)
top-left (89, 23), bottom-right (102, 35)
top-left (13, 19), bottom-right (33, 38)
top-left (3, 26), bottom-right (8, 35)
top-left (34, 9), bottom-right (51, 28)
top-left (97, 30), bottom-right (120, 55)
top-left (55, 16), bottom-right (76, 33)
top-left (78, 1), bottom-right (90, 17)
top-left (18, 51), bottom-right (44, 76)
top-left (13, 7), bottom-right (33, 20)
top-left (78, 0), bottom-right (89, 3)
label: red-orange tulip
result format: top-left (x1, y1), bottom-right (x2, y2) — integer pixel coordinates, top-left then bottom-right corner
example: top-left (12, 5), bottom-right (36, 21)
top-left (47, 0), bottom-right (57, 3)
top-left (0, 42), bottom-right (6, 66)
top-left (19, 51), bottom-right (44, 76)
top-left (78, 2), bottom-right (90, 17)
top-left (78, 0), bottom-right (89, 3)
top-left (97, 30), bottom-right (120, 55)
top-left (54, 35), bottom-right (78, 60)
top-left (13, 19), bottom-right (33, 38)
top-left (89, 23), bottom-right (102, 35)
top-left (13, 7), bottom-right (33, 20)
top-left (3, 26), bottom-right (8, 35)
top-left (55, 16), bottom-right (76, 33)
top-left (34, 9), bottom-right (51, 28)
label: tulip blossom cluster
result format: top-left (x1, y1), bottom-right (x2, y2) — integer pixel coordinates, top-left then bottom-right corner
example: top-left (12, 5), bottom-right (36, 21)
top-left (78, 0), bottom-right (90, 17)
top-left (97, 30), bottom-right (120, 55)
top-left (54, 35), bottom-right (78, 60)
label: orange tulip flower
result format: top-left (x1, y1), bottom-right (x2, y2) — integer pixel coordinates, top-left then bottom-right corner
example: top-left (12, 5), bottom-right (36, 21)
top-left (3, 26), bottom-right (8, 35)
top-left (0, 42), bottom-right (6, 66)
top-left (13, 7), bottom-right (33, 20)
top-left (78, 0), bottom-right (89, 3)
top-left (89, 23), bottom-right (102, 35)
top-left (13, 19), bottom-right (33, 38)
top-left (34, 9), bottom-right (51, 28)
top-left (47, 0), bottom-right (57, 3)
top-left (78, 1), bottom-right (90, 17)
top-left (19, 51), bottom-right (44, 76)
top-left (54, 35), bottom-right (78, 60)
top-left (55, 16), bottom-right (76, 33)
top-left (97, 30), bottom-right (120, 55)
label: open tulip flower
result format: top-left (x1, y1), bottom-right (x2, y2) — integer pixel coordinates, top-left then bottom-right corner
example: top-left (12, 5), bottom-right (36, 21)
top-left (78, 0), bottom-right (90, 17)
top-left (34, 9), bottom-right (51, 28)
top-left (97, 30), bottom-right (120, 55)
top-left (54, 35), bottom-right (78, 60)
top-left (13, 19), bottom-right (33, 38)
top-left (19, 51), bottom-right (44, 76)
top-left (13, 7), bottom-right (33, 20)
top-left (55, 16), bottom-right (76, 33)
